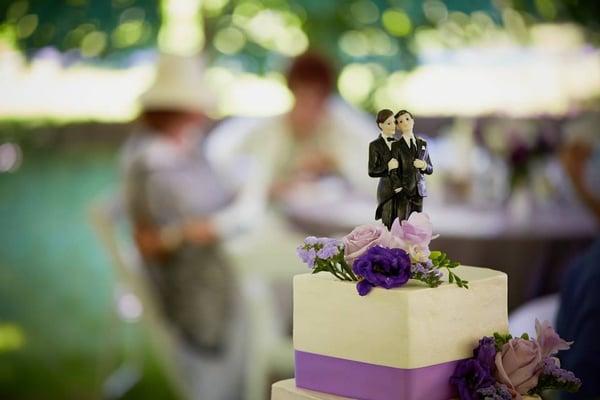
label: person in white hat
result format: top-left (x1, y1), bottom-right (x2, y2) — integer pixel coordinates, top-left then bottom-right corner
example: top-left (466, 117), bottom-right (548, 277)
top-left (120, 53), bottom-right (250, 400)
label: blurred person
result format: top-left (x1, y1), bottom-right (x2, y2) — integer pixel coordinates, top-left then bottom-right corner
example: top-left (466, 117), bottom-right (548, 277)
top-left (555, 125), bottom-right (600, 400)
top-left (238, 51), bottom-right (374, 201)
top-left (215, 52), bottom-right (377, 281)
top-left (120, 54), bottom-right (251, 400)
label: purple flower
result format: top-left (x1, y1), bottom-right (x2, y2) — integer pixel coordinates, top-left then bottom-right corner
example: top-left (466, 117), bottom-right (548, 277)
top-left (450, 358), bottom-right (496, 400)
top-left (476, 384), bottom-right (512, 400)
top-left (474, 337), bottom-right (497, 373)
top-left (304, 236), bottom-right (319, 246)
top-left (541, 357), bottom-right (581, 387)
top-left (352, 246), bottom-right (411, 296)
top-left (297, 236), bottom-right (343, 268)
top-left (297, 246), bottom-right (317, 268)
top-left (317, 241), bottom-right (341, 260)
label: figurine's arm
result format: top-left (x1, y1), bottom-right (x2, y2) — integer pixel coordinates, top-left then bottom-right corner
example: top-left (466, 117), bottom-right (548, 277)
top-left (414, 141), bottom-right (433, 175)
top-left (422, 148), bottom-right (433, 175)
top-left (368, 143), bottom-right (389, 178)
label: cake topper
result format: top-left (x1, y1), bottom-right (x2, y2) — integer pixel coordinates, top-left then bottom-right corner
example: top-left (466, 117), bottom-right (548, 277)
top-left (296, 110), bottom-right (468, 294)
top-left (369, 109), bottom-right (433, 229)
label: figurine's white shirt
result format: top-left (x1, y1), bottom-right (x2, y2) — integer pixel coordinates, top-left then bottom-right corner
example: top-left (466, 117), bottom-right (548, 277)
top-left (381, 134), bottom-right (395, 151)
top-left (401, 131), bottom-right (416, 148)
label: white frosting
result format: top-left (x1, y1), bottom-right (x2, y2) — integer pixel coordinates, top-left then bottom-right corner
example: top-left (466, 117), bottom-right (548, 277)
top-left (294, 266), bottom-right (508, 369)
top-left (272, 379), bottom-right (351, 400)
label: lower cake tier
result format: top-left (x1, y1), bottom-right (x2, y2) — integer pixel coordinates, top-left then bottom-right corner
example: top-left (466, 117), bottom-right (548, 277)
top-left (293, 266), bottom-right (509, 400)
top-left (271, 379), bottom-right (542, 400)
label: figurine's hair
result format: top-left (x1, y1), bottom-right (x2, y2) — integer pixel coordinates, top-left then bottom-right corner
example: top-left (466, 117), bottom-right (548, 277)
top-left (376, 109), bottom-right (395, 128)
top-left (394, 109), bottom-right (414, 121)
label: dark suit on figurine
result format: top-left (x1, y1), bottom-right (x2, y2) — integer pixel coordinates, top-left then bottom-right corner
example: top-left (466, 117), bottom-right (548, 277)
top-left (392, 136), bottom-right (433, 223)
top-left (370, 135), bottom-right (432, 229)
top-left (368, 135), bottom-right (403, 229)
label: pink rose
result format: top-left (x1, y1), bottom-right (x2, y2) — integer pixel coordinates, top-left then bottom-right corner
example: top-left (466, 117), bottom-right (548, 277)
top-left (495, 338), bottom-right (543, 397)
top-left (390, 212), bottom-right (436, 249)
top-left (343, 223), bottom-right (391, 266)
top-left (535, 319), bottom-right (572, 358)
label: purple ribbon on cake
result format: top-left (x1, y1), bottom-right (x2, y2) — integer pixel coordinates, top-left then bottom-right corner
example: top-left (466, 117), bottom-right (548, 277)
top-left (295, 350), bottom-right (460, 400)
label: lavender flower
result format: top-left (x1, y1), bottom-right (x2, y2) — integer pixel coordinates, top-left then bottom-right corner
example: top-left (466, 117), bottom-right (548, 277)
top-left (410, 260), bottom-right (443, 287)
top-left (304, 236), bottom-right (319, 246)
top-left (476, 384), bottom-right (512, 400)
top-left (538, 357), bottom-right (582, 390)
top-left (316, 238), bottom-right (342, 260)
top-left (297, 236), bottom-right (356, 281)
top-left (297, 247), bottom-right (317, 268)
top-left (352, 245), bottom-right (411, 296)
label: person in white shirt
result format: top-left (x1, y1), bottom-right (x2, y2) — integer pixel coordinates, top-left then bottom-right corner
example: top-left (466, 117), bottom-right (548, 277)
top-left (215, 53), bottom-right (375, 280)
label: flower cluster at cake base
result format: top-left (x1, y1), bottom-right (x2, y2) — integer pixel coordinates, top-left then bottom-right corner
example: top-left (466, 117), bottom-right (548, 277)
top-left (296, 212), bottom-right (468, 295)
top-left (450, 320), bottom-right (581, 400)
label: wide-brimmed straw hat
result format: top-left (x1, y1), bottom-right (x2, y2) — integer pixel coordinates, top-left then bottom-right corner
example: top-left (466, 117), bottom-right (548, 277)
top-left (139, 53), bottom-right (214, 113)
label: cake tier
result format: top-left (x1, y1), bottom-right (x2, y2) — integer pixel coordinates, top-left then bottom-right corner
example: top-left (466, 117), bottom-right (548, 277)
top-left (293, 266), bottom-right (508, 400)
top-left (271, 379), bottom-right (542, 400)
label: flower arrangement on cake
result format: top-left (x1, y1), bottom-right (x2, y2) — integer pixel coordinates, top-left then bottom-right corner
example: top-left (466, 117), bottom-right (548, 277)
top-left (297, 212), bottom-right (468, 296)
top-left (450, 320), bottom-right (581, 400)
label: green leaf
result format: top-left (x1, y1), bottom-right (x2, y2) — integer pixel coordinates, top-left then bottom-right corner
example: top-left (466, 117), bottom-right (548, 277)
top-left (448, 272), bottom-right (454, 283)
top-left (493, 332), bottom-right (512, 350)
top-left (521, 333), bottom-right (530, 340)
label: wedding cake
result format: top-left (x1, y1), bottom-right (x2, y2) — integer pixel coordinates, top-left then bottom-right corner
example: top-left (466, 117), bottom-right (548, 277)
top-left (270, 214), bottom-right (581, 400)
top-left (272, 110), bottom-right (580, 400)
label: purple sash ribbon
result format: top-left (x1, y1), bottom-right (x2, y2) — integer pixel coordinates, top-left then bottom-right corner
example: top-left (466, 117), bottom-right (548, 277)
top-left (295, 350), bottom-right (460, 400)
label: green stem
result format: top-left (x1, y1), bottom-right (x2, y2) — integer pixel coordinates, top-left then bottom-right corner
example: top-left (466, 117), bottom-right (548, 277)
top-left (341, 260), bottom-right (358, 281)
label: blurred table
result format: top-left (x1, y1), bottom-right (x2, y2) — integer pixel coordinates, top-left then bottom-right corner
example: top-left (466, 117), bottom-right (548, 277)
top-left (282, 185), bottom-right (597, 310)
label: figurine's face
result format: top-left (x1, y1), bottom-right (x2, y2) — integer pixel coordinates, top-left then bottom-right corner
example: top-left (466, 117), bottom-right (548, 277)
top-left (396, 113), bottom-right (414, 133)
top-left (378, 115), bottom-right (396, 136)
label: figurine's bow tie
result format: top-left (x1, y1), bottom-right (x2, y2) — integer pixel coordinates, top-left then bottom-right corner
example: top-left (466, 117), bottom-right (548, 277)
top-left (386, 137), bottom-right (396, 142)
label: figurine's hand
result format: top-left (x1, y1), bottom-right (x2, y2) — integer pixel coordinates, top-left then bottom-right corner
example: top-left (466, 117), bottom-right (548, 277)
top-left (388, 158), bottom-right (399, 170)
top-left (413, 159), bottom-right (427, 170)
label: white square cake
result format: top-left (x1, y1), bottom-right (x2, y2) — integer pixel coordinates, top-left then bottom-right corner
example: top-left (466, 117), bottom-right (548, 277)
top-left (293, 266), bottom-right (508, 400)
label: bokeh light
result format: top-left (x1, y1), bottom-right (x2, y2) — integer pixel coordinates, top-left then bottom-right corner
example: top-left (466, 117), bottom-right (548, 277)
top-left (0, 323), bottom-right (25, 352)
top-left (214, 26), bottom-right (246, 54)
top-left (381, 8), bottom-right (412, 37)
top-left (0, 142), bottom-right (22, 173)
top-left (338, 63), bottom-right (375, 105)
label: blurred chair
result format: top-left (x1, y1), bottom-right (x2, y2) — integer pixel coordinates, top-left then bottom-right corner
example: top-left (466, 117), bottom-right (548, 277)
top-left (508, 294), bottom-right (559, 338)
top-left (89, 194), bottom-right (187, 399)
top-left (90, 194), bottom-right (294, 400)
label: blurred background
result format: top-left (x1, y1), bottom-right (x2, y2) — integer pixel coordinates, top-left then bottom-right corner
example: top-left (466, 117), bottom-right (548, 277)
top-left (1, 0), bottom-right (599, 399)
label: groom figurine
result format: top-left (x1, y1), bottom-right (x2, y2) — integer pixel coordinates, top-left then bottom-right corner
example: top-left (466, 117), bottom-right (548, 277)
top-left (369, 109), bottom-right (404, 229)
top-left (369, 109), bottom-right (433, 229)
top-left (392, 109), bottom-right (433, 222)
